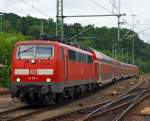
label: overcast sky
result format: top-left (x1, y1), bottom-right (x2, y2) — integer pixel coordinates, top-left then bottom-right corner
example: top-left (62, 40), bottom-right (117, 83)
top-left (0, 0), bottom-right (150, 43)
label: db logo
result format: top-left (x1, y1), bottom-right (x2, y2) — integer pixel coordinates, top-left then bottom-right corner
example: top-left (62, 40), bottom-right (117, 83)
top-left (30, 69), bottom-right (37, 75)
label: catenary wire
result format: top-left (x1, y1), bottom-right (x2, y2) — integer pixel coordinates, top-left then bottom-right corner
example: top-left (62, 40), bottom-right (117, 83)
top-left (89, 0), bottom-right (115, 14)
top-left (108, 0), bottom-right (119, 13)
top-left (21, 0), bottom-right (50, 18)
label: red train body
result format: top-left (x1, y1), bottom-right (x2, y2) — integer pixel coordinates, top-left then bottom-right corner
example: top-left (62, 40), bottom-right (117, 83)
top-left (11, 40), bottom-right (139, 105)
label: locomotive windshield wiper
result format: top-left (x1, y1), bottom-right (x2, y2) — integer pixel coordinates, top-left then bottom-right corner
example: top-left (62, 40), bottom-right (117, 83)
top-left (18, 47), bottom-right (34, 59)
top-left (18, 47), bottom-right (34, 54)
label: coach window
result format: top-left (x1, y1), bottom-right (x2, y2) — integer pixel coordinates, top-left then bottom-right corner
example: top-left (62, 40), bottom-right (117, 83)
top-left (68, 50), bottom-right (76, 61)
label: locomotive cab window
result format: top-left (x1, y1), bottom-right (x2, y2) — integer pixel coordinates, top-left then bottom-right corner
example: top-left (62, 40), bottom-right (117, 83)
top-left (17, 45), bottom-right (54, 59)
top-left (17, 45), bottom-right (35, 59)
top-left (36, 45), bottom-right (53, 58)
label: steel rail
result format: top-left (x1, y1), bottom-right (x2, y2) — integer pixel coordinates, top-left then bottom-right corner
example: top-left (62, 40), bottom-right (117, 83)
top-left (0, 77), bottom-right (145, 121)
top-left (0, 105), bottom-right (28, 116)
top-left (77, 89), bottom-right (146, 121)
top-left (78, 90), bottom-right (150, 121)
top-left (41, 79), bottom-right (145, 121)
top-left (0, 90), bottom-right (9, 96)
top-left (3, 107), bottom-right (53, 121)
top-left (113, 91), bottom-right (150, 121)
top-left (42, 92), bottom-right (142, 121)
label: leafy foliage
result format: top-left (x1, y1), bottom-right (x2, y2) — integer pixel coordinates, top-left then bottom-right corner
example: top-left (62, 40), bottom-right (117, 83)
top-left (0, 32), bottom-right (29, 87)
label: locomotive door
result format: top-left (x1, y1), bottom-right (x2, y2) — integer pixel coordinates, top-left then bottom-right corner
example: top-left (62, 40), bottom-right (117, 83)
top-left (63, 48), bottom-right (68, 81)
top-left (95, 62), bottom-right (99, 81)
top-left (64, 53), bottom-right (68, 81)
top-left (59, 48), bottom-right (66, 81)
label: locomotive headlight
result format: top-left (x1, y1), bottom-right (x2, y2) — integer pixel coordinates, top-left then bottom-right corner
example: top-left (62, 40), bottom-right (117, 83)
top-left (46, 78), bottom-right (51, 82)
top-left (16, 78), bottom-right (21, 82)
top-left (31, 59), bottom-right (36, 64)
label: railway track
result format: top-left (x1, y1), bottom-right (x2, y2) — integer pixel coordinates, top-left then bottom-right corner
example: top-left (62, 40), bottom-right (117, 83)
top-left (0, 76), bottom-right (147, 121)
top-left (0, 105), bottom-right (54, 121)
top-left (0, 105), bottom-right (28, 117)
top-left (77, 89), bottom-right (150, 121)
top-left (0, 90), bottom-right (9, 96)
top-left (39, 77), bottom-right (149, 121)
top-left (40, 90), bottom-right (150, 121)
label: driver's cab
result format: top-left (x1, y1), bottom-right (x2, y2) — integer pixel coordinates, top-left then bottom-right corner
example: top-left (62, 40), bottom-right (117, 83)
top-left (11, 40), bottom-right (58, 84)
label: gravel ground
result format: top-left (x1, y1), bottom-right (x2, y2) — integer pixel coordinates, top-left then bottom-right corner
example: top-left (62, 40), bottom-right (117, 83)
top-left (0, 95), bottom-right (25, 112)
top-left (0, 88), bottom-right (25, 112)
top-left (19, 78), bottom-right (142, 121)
top-left (0, 87), bottom-right (8, 92)
top-left (0, 77), bottom-right (143, 121)
top-left (123, 77), bottom-right (150, 121)
top-left (122, 97), bottom-right (150, 121)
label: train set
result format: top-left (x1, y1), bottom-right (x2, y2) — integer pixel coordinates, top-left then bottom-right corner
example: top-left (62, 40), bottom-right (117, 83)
top-left (11, 39), bottom-right (139, 105)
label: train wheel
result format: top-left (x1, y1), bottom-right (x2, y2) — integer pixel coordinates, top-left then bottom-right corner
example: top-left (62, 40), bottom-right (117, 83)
top-left (74, 86), bottom-right (80, 97)
top-left (84, 85), bottom-right (88, 95)
top-left (43, 95), bottom-right (55, 105)
top-left (24, 93), bottom-right (34, 105)
top-left (55, 93), bottom-right (65, 104)
top-left (88, 84), bottom-right (92, 92)
top-left (92, 83), bottom-right (96, 90)
top-left (112, 79), bottom-right (116, 83)
top-left (69, 87), bottom-right (74, 99)
top-left (79, 85), bottom-right (85, 96)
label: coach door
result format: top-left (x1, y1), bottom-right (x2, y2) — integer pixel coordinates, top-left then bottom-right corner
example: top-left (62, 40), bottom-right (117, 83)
top-left (98, 62), bottom-right (102, 82)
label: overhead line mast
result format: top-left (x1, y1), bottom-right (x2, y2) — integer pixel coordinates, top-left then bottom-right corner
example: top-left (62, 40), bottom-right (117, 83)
top-left (56, 0), bottom-right (125, 44)
top-left (56, 0), bottom-right (64, 43)
top-left (132, 14), bottom-right (136, 65)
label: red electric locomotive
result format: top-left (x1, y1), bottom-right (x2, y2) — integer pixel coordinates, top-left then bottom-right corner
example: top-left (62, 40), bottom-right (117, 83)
top-left (11, 39), bottom-right (139, 105)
